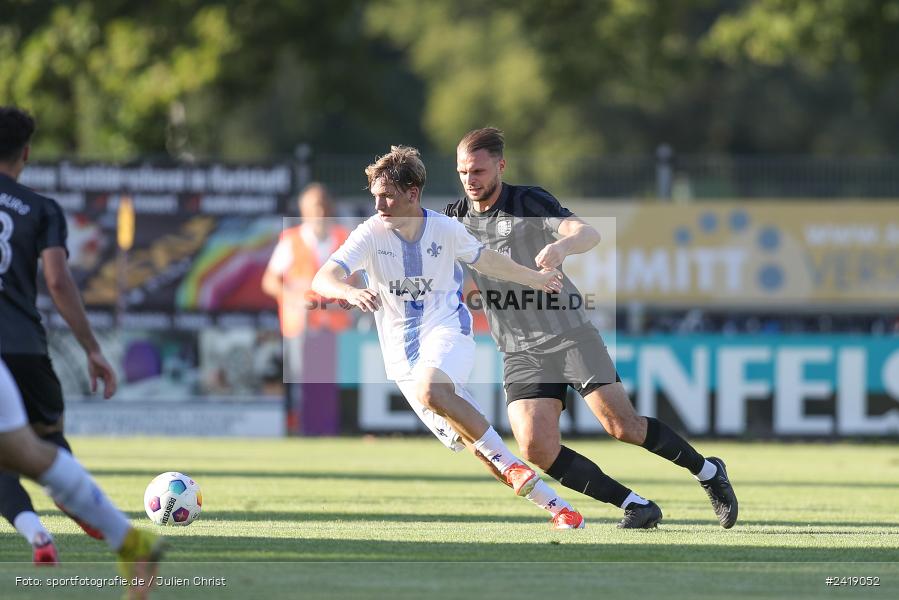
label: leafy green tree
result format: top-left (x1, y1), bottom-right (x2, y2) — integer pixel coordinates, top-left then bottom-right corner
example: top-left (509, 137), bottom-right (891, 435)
top-left (705, 0), bottom-right (899, 94)
top-left (0, 2), bottom-right (235, 159)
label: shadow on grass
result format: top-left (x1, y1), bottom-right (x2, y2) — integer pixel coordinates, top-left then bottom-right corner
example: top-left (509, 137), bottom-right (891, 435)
top-left (664, 518), bottom-right (899, 529)
top-left (129, 510), bottom-right (899, 531)
top-left (2, 532), bottom-right (897, 564)
top-left (86, 468), bottom-right (899, 490)
top-left (20, 507), bottom-right (899, 530)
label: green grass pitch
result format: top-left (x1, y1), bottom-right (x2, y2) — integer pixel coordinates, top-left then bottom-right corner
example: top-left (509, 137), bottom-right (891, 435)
top-left (0, 437), bottom-right (896, 598)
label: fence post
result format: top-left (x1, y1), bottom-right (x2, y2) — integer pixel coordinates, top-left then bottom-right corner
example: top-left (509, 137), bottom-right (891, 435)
top-left (294, 143), bottom-right (312, 193)
top-left (656, 143), bottom-right (674, 200)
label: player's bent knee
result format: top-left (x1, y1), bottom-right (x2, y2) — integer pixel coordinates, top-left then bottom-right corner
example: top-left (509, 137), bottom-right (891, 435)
top-left (518, 438), bottom-right (559, 470)
top-left (416, 384), bottom-right (452, 414)
top-left (606, 415), bottom-right (644, 444)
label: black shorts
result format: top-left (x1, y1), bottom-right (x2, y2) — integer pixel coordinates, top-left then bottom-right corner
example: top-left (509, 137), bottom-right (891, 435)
top-left (503, 325), bottom-right (619, 409)
top-left (1, 353), bottom-right (65, 426)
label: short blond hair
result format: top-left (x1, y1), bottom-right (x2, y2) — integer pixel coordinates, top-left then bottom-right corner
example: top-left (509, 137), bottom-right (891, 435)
top-left (365, 145), bottom-right (426, 192)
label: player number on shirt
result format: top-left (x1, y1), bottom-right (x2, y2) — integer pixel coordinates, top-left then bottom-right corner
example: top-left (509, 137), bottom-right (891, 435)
top-left (0, 211), bottom-right (14, 289)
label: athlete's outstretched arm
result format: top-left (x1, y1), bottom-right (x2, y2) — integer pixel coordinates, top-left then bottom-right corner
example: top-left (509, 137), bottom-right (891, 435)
top-left (470, 249), bottom-right (563, 293)
top-left (41, 248), bottom-right (117, 398)
top-left (311, 261), bottom-right (381, 312)
top-left (535, 217), bottom-right (601, 269)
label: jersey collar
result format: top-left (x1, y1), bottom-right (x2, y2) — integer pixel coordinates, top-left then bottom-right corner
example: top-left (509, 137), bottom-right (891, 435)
top-left (390, 207), bottom-right (428, 244)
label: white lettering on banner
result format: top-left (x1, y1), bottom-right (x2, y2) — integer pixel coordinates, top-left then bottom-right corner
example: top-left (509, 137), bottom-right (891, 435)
top-left (627, 249), bottom-right (670, 291)
top-left (120, 313), bottom-right (172, 329)
top-left (692, 249), bottom-right (718, 291)
top-left (720, 249), bottom-right (748, 291)
top-left (619, 248), bottom-right (748, 295)
top-left (582, 248), bottom-right (616, 293)
top-left (674, 248), bottom-right (689, 291)
top-left (716, 347), bottom-right (772, 434)
top-left (174, 313), bottom-right (213, 330)
top-left (608, 344), bottom-right (634, 395)
top-left (54, 163), bottom-right (291, 194)
top-left (19, 165), bottom-right (57, 188)
top-left (200, 196), bottom-right (277, 214)
top-left (775, 348), bottom-right (833, 434)
top-left (875, 351), bottom-right (899, 434)
top-left (353, 338), bottom-right (899, 436)
top-left (108, 194), bottom-right (179, 214)
top-left (883, 352), bottom-right (899, 398)
top-left (65, 402), bottom-right (283, 436)
top-left (637, 346), bottom-right (709, 433)
top-left (836, 348), bottom-right (879, 434)
top-left (804, 224), bottom-right (880, 247)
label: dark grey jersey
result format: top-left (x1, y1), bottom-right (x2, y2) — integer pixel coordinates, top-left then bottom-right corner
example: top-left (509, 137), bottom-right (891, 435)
top-left (445, 183), bottom-right (588, 353)
top-left (0, 173), bottom-right (68, 354)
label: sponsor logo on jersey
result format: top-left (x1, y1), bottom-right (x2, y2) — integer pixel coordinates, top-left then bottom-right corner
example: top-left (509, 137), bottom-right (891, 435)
top-left (377, 249), bottom-right (396, 258)
top-left (389, 277), bottom-right (433, 301)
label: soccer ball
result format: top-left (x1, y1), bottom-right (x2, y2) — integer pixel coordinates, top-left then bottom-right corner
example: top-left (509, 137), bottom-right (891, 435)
top-left (144, 472), bottom-right (202, 526)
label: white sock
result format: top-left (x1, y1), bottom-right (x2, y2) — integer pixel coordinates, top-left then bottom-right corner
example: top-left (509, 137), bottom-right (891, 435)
top-left (473, 427), bottom-right (522, 474)
top-left (13, 511), bottom-right (49, 545)
top-left (525, 479), bottom-right (572, 516)
top-left (695, 460), bottom-right (717, 482)
top-left (38, 450), bottom-right (130, 552)
top-left (620, 491), bottom-right (649, 509)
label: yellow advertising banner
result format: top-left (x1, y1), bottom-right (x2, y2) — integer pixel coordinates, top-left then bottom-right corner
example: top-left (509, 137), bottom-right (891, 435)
top-left (564, 202), bottom-right (899, 306)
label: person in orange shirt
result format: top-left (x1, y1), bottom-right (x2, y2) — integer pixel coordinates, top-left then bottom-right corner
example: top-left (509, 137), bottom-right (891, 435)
top-left (263, 183), bottom-right (351, 435)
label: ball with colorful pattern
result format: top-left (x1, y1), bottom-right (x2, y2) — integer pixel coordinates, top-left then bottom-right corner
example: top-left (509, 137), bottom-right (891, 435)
top-left (143, 471), bottom-right (203, 526)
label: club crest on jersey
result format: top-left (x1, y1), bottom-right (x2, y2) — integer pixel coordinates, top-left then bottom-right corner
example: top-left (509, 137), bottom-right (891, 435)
top-left (426, 241), bottom-right (442, 257)
top-left (497, 218), bottom-right (512, 236)
top-left (389, 276), bottom-right (433, 301)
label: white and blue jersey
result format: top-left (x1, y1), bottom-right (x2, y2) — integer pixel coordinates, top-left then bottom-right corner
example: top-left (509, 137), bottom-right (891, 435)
top-left (330, 208), bottom-right (483, 381)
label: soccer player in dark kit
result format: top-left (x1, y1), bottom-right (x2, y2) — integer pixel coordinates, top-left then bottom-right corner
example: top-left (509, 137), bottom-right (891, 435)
top-left (0, 106), bottom-right (120, 562)
top-left (445, 127), bottom-right (738, 529)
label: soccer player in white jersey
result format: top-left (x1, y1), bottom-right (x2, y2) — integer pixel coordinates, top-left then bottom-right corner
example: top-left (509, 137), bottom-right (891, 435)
top-left (0, 356), bottom-right (164, 595)
top-left (312, 146), bottom-right (585, 529)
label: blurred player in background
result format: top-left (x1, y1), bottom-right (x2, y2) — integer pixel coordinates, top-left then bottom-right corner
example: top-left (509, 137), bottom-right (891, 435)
top-left (446, 127), bottom-right (737, 529)
top-left (313, 146), bottom-right (585, 528)
top-left (262, 183), bottom-right (351, 434)
top-left (0, 106), bottom-right (126, 561)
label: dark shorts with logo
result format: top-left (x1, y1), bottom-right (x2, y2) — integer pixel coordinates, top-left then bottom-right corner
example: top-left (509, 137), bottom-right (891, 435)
top-left (503, 324), bottom-right (620, 409)
top-left (1, 354), bottom-right (65, 426)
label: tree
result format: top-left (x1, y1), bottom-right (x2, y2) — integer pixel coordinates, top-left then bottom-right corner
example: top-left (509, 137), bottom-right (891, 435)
top-left (0, 2), bottom-right (236, 159)
top-left (704, 0), bottom-right (899, 95)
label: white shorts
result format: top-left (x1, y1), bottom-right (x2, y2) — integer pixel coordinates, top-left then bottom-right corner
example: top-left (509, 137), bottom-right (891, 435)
top-left (0, 359), bottom-right (28, 433)
top-left (395, 331), bottom-right (483, 452)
